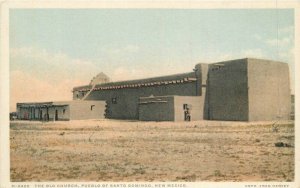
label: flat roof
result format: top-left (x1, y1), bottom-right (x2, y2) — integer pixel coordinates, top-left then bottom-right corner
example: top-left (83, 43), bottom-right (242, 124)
top-left (17, 100), bottom-right (105, 107)
top-left (73, 71), bottom-right (195, 91)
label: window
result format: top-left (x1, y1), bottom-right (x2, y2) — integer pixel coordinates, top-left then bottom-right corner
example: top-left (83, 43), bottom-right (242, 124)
top-left (76, 94), bottom-right (79, 98)
top-left (183, 104), bottom-right (192, 110)
top-left (183, 104), bottom-right (188, 110)
top-left (63, 109), bottom-right (66, 114)
top-left (112, 98), bottom-right (117, 104)
top-left (91, 105), bottom-right (95, 111)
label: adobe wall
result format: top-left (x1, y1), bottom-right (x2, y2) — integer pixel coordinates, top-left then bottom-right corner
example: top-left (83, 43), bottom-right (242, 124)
top-left (69, 100), bottom-right (106, 120)
top-left (207, 59), bottom-right (249, 121)
top-left (138, 96), bottom-right (174, 121)
top-left (85, 82), bottom-right (197, 120)
top-left (48, 106), bottom-right (70, 121)
top-left (174, 96), bottom-right (203, 121)
top-left (195, 63), bottom-right (209, 96)
top-left (247, 58), bottom-right (291, 121)
top-left (195, 63), bottom-right (209, 119)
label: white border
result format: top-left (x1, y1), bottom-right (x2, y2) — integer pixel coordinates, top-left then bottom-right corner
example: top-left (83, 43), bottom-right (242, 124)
top-left (1, 1), bottom-right (299, 188)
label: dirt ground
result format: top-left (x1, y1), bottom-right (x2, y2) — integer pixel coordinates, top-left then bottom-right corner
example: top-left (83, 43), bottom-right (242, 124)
top-left (10, 119), bottom-right (294, 182)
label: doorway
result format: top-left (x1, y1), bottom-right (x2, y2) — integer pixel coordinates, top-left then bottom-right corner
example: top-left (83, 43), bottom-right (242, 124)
top-left (55, 110), bottom-right (58, 121)
top-left (183, 104), bottom-right (191, 121)
top-left (184, 111), bottom-right (191, 121)
top-left (39, 110), bottom-right (43, 120)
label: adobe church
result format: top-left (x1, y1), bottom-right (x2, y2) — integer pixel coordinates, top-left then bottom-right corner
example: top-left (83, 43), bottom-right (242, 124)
top-left (17, 58), bottom-right (291, 121)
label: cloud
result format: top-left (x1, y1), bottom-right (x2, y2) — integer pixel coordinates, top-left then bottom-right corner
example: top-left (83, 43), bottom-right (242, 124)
top-left (112, 67), bottom-right (153, 81)
top-left (278, 26), bottom-right (294, 35)
top-left (241, 49), bottom-right (265, 58)
top-left (100, 44), bottom-right (140, 56)
top-left (253, 34), bottom-right (262, 41)
top-left (111, 63), bottom-right (192, 82)
top-left (249, 25), bottom-right (294, 65)
top-left (10, 47), bottom-right (100, 84)
top-left (9, 47), bottom-right (101, 112)
top-left (266, 37), bottom-right (292, 47)
top-left (196, 48), bottom-right (267, 63)
top-left (247, 25), bottom-right (295, 93)
top-left (124, 44), bottom-right (140, 53)
top-left (265, 25), bottom-right (294, 51)
top-left (278, 47), bottom-right (294, 62)
top-left (10, 70), bottom-right (87, 112)
top-left (264, 27), bottom-right (294, 65)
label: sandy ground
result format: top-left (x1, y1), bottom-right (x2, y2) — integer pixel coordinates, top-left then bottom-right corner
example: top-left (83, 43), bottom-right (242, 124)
top-left (10, 119), bottom-right (294, 182)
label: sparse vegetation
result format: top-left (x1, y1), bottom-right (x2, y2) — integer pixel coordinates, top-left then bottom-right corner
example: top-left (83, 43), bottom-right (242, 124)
top-left (10, 120), bottom-right (294, 182)
top-left (214, 170), bottom-right (222, 177)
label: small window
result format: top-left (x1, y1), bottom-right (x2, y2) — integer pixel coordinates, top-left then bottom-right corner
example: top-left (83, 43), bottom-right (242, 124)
top-left (63, 109), bottom-right (66, 114)
top-left (112, 98), bottom-right (117, 104)
top-left (183, 104), bottom-right (192, 110)
top-left (91, 105), bottom-right (95, 111)
top-left (76, 94), bottom-right (79, 98)
top-left (183, 104), bottom-right (188, 110)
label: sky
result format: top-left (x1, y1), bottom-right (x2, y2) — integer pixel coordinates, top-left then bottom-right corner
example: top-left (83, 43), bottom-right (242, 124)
top-left (9, 9), bottom-right (295, 112)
